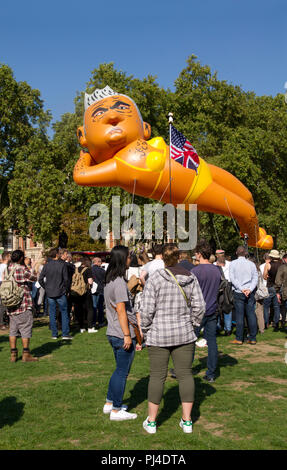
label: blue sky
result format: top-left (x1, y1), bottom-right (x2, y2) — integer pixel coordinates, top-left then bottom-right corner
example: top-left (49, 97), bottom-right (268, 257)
top-left (1, 0), bottom-right (286, 131)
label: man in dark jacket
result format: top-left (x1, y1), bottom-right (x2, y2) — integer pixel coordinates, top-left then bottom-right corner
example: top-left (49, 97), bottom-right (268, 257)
top-left (192, 239), bottom-right (221, 383)
top-left (39, 248), bottom-right (72, 340)
top-left (58, 249), bottom-right (75, 319)
top-left (91, 257), bottom-right (106, 327)
top-left (275, 254), bottom-right (287, 330)
top-left (263, 249), bottom-right (282, 330)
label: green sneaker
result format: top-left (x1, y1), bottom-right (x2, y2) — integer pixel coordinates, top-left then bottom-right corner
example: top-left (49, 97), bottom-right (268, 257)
top-left (179, 418), bottom-right (193, 434)
top-left (143, 417), bottom-right (157, 434)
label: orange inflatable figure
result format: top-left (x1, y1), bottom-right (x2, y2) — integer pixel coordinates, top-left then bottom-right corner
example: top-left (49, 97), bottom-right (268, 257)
top-left (73, 86), bottom-right (273, 249)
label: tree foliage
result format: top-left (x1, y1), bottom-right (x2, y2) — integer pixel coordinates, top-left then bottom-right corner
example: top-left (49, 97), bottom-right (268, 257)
top-left (0, 64), bottom-right (50, 178)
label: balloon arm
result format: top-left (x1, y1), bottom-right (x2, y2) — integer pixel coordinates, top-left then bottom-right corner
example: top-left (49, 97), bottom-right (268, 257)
top-left (73, 150), bottom-right (118, 187)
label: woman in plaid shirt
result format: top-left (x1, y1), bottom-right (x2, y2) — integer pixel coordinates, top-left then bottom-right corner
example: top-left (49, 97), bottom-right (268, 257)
top-left (6, 250), bottom-right (38, 362)
top-left (140, 244), bottom-right (205, 434)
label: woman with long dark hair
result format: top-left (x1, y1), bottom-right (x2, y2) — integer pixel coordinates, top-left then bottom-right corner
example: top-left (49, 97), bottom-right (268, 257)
top-left (103, 245), bottom-right (138, 421)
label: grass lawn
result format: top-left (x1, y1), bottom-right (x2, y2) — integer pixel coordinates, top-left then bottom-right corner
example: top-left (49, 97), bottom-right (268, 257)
top-left (0, 317), bottom-right (286, 450)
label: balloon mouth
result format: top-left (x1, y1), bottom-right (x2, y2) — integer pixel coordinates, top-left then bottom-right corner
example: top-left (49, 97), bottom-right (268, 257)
top-left (106, 128), bottom-right (126, 147)
top-left (108, 127), bottom-right (123, 135)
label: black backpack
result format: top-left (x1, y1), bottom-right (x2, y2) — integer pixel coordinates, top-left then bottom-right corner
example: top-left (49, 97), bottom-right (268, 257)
top-left (217, 266), bottom-right (234, 315)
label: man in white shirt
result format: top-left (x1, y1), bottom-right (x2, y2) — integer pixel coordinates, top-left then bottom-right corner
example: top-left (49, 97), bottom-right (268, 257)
top-left (140, 244), bottom-right (164, 286)
top-left (229, 246), bottom-right (258, 344)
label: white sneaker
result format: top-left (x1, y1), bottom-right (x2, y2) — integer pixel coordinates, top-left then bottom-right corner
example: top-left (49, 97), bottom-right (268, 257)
top-left (62, 335), bottom-right (73, 340)
top-left (88, 327), bottom-right (98, 333)
top-left (103, 403), bottom-right (128, 414)
top-left (110, 409), bottom-right (137, 421)
top-left (80, 329), bottom-right (86, 333)
top-left (143, 417), bottom-right (157, 434)
top-left (196, 338), bottom-right (207, 348)
top-left (179, 418), bottom-right (193, 434)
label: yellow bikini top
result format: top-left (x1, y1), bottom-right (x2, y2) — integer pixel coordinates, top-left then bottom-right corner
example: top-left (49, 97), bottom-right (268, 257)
top-left (147, 137), bottom-right (213, 203)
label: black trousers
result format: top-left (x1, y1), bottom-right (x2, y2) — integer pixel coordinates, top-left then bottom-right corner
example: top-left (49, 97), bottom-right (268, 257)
top-left (73, 292), bottom-right (94, 329)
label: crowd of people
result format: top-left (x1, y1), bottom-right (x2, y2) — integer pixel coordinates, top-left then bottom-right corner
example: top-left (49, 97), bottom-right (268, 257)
top-left (0, 240), bottom-right (286, 434)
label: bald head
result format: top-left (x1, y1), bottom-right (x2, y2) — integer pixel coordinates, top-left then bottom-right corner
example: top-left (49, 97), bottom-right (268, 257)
top-left (236, 246), bottom-right (247, 258)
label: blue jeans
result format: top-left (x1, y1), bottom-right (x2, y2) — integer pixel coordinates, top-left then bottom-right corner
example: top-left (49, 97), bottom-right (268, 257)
top-left (194, 313), bottom-right (218, 379)
top-left (107, 336), bottom-right (136, 409)
top-left (263, 287), bottom-right (280, 325)
top-left (92, 293), bottom-right (104, 324)
top-left (217, 312), bottom-right (232, 332)
top-left (31, 282), bottom-right (38, 300)
top-left (48, 295), bottom-right (70, 337)
top-left (233, 291), bottom-right (257, 341)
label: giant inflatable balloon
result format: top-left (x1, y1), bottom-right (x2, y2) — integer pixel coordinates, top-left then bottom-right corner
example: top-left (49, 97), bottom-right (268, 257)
top-left (73, 86), bottom-right (273, 250)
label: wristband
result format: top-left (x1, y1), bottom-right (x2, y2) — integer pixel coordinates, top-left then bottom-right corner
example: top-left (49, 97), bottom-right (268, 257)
top-left (124, 334), bottom-right (131, 337)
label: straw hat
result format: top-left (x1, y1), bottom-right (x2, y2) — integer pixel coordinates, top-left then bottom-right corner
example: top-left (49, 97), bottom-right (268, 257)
top-left (269, 249), bottom-right (280, 259)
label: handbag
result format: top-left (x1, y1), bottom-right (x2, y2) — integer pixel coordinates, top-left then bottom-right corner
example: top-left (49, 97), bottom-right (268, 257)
top-left (255, 271), bottom-right (269, 301)
top-left (128, 318), bottom-right (142, 345)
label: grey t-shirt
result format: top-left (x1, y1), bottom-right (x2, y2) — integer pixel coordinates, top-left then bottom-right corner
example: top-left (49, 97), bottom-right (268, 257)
top-left (104, 277), bottom-right (137, 339)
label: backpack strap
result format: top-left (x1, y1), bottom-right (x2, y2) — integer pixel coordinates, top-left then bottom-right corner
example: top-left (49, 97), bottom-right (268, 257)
top-left (4, 265), bottom-right (17, 280)
top-left (165, 268), bottom-right (190, 307)
top-left (218, 265), bottom-right (226, 281)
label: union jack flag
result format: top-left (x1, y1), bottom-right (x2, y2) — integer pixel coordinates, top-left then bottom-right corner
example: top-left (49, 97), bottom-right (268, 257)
top-left (170, 125), bottom-right (200, 174)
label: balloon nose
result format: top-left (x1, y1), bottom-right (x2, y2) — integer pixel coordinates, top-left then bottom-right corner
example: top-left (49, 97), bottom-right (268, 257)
top-left (105, 110), bottom-right (123, 125)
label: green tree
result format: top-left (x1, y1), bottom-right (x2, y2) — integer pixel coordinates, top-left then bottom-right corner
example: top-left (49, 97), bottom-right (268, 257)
top-left (56, 208), bottom-right (106, 251)
top-left (0, 64), bottom-right (50, 241)
top-left (0, 64), bottom-right (50, 177)
top-left (7, 134), bottom-right (65, 244)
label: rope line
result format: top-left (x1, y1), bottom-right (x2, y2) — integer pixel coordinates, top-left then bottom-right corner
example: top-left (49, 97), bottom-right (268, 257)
top-left (224, 197), bottom-right (241, 236)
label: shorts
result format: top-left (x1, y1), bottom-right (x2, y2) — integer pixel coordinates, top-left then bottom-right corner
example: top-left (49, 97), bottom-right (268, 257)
top-left (9, 310), bottom-right (34, 338)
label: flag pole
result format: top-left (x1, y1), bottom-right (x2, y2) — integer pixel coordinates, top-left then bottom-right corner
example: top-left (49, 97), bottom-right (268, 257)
top-left (168, 112), bottom-right (173, 203)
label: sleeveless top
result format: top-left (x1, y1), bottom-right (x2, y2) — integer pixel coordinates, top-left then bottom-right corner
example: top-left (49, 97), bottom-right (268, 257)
top-left (267, 261), bottom-right (282, 288)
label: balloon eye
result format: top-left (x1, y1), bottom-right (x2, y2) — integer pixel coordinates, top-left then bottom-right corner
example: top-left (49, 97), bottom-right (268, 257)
top-left (91, 107), bottom-right (107, 118)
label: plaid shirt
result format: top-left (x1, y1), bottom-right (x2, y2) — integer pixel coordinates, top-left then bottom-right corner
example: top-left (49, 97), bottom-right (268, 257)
top-left (6, 263), bottom-right (37, 315)
top-left (140, 269), bottom-right (206, 347)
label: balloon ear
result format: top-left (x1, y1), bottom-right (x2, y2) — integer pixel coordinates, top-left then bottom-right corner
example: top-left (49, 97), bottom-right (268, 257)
top-left (77, 126), bottom-right (88, 148)
top-left (143, 122), bottom-right (151, 140)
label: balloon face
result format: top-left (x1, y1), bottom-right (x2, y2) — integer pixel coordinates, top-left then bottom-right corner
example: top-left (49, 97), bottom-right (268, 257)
top-left (84, 95), bottom-right (145, 163)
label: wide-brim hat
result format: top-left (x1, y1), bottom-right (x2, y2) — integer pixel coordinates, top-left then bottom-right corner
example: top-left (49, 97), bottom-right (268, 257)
top-left (269, 249), bottom-right (280, 259)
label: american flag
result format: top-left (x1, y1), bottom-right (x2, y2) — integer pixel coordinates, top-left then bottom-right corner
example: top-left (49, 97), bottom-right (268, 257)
top-left (170, 125), bottom-right (200, 174)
